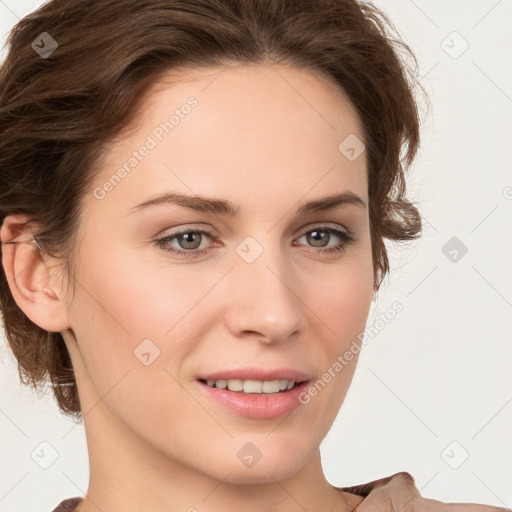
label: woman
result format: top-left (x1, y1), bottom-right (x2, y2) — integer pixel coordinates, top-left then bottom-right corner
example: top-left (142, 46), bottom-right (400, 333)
top-left (0, 0), bottom-right (508, 511)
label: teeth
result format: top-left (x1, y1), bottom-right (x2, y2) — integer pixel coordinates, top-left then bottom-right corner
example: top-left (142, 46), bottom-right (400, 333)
top-left (261, 380), bottom-right (280, 393)
top-left (215, 379), bottom-right (227, 389)
top-left (243, 380), bottom-right (262, 393)
top-left (204, 378), bottom-right (297, 393)
top-left (226, 379), bottom-right (243, 391)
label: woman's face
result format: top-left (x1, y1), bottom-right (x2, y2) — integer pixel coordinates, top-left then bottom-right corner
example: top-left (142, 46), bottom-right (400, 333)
top-left (62, 63), bottom-right (374, 482)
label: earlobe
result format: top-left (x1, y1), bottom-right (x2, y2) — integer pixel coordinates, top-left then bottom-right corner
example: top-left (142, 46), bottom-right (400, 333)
top-left (0, 214), bottom-right (70, 333)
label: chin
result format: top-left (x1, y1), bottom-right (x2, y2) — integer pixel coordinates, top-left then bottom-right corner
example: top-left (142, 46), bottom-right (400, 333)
top-left (221, 460), bottom-right (306, 485)
top-left (207, 437), bottom-right (314, 485)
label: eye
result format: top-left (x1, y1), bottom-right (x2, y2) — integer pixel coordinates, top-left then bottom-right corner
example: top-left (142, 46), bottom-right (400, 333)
top-left (154, 224), bottom-right (355, 259)
top-left (155, 227), bottom-right (215, 259)
top-left (294, 224), bottom-right (355, 255)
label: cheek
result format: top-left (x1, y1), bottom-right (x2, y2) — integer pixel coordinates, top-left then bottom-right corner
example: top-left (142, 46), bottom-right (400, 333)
top-left (68, 247), bottom-right (219, 405)
top-left (68, 261), bottom-right (204, 435)
top-left (309, 255), bottom-right (374, 349)
top-left (73, 247), bottom-right (201, 342)
top-left (67, 254), bottom-right (161, 394)
top-left (291, 252), bottom-right (373, 409)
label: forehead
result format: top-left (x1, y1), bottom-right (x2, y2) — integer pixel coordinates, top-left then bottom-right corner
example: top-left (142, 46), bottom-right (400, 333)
top-left (111, 62), bottom-right (364, 152)
top-left (144, 62), bottom-right (363, 133)
top-left (89, 63), bottom-right (368, 219)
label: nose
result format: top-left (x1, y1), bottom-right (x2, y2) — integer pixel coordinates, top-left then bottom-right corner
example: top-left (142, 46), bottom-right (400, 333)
top-left (222, 236), bottom-right (306, 346)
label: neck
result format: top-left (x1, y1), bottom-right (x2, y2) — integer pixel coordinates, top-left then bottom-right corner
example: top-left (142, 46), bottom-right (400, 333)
top-left (74, 402), bottom-right (361, 512)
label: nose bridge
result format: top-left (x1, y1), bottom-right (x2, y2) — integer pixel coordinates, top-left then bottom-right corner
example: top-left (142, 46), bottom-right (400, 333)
top-left (224, 231), bottom-right (303, 342)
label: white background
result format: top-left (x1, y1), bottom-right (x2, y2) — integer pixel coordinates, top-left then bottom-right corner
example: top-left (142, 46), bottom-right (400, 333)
top-left (0, 0), bottom-right (511, 510)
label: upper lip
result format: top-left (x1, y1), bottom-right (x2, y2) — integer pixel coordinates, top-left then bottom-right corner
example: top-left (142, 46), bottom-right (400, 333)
top-left (197, 367), bottom-right (312, 382)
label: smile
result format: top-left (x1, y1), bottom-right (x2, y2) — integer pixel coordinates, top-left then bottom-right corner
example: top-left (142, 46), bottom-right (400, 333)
top-left (201, 378), bottom-right (299, 393)
top-left (196, 378), bottom-right (311, 419)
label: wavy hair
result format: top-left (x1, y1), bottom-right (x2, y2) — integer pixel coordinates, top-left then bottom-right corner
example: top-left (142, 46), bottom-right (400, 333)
top-left (0, 0), bottom-right (424, 419)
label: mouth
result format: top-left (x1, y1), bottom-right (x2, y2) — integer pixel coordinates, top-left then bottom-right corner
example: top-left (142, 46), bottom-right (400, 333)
top-left (197, 378), bottom-right (303, 394)
top-left (195, 372), bottom-right (312, 419)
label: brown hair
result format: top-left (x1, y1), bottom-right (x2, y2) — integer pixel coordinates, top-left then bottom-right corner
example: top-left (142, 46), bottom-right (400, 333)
top-left (0, 0), bottom-right (424, 419)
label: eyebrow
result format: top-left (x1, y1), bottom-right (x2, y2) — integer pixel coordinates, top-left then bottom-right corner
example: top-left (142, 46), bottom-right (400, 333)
top-left (128, 190), bottom-right (367, 216)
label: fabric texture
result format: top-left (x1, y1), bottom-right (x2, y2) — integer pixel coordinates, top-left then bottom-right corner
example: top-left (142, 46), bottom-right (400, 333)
top-left (51, 471), bottom-right (511, 511)
top-left (340, 471), bottom-right (511, 511)
top-left (51, 497), bottom-right (82, 512)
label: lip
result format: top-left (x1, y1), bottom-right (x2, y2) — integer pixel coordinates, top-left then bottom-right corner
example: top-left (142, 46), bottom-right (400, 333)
top-left (195, 368), bottom-right (313, 420)
top-left (196, 380), bottom-right (311, 419)
top-left (196, 367), bottom-right (312, 382)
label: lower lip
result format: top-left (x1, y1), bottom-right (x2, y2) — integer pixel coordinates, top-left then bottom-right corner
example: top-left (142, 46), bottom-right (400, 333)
top-left (196, 380), bottom-right (310, 419)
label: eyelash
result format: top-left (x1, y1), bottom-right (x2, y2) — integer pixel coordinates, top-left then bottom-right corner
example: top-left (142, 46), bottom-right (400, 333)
top-left (154, 224), bottom-right (355, 259)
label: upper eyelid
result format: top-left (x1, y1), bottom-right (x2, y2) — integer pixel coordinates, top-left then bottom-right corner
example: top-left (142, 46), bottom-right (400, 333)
top-left (299, 222), bottom-right (349, 234)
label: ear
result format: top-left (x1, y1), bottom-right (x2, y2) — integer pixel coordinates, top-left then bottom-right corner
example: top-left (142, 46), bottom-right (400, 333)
top-left (0, 213), bottom-right (71, 333)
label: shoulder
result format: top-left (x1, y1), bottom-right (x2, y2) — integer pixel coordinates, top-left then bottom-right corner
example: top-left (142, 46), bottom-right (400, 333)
top-left (339, 471), bottom-right (511, 511)
top-left (51, 497), bottom-right (83, 512)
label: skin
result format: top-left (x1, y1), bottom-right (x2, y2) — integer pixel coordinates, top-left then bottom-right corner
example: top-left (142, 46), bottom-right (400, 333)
top-left (1, 63), bottom-right (375, 511)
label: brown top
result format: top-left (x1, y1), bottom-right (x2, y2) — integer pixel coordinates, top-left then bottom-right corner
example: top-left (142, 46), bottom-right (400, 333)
top-left (52, 497), bottom-right (82, 512)
top-left (51, 471), bottom-right (511, 511)
top-left (340, 471), bottom-right (511, 511)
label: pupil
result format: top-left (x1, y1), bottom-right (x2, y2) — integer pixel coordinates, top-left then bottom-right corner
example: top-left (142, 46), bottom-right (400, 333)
top-left (308, 230), bottom-right (327, 247)
top-left (181, 232), bottom-right (200, 249)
